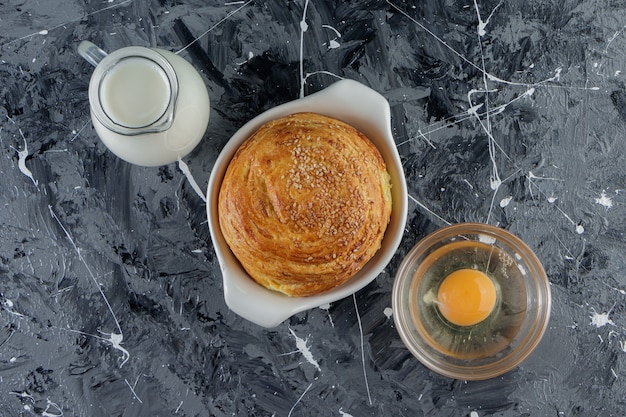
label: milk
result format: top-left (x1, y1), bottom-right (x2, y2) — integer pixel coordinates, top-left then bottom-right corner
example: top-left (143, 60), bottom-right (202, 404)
top-left (100, 57), bottom-right (171, 128)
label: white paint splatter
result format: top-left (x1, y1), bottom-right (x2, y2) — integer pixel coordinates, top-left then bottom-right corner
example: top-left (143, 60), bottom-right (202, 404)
top-left (70, 119), bottom-right (90, 142)
top-left (4, 298), bottom-right (25, 318)
top-left (594, 190), bottom-right (613, 209)
top-left (177, 158), bottom-right (207, 203)
top-left (289, 328), bottom-right (321, 371)
top-left (65, 328), bottom-right (130, 367)
top-left (417, 129), bottom-right (437, 149)
top-left (15, 137), bottom-right (39, 187)
top-left (590, 308), bottom-right (615, 328)
top-left (527, 170), bottom-right (562, 180)
top-left (9, 391), bottom-right (35, 402)
top-left (608, 286), bottom-right (626, 295)
top-left (287, 382), bottom-right (313, 417)
top-left (318, 303), bottom-right (335, 327)
top-left (299, 0), bottom-right (311, 98)
top-left (383, 307), bottom-right (393, 319)
top-left (550, 67), bottom-right (563, 82)
top-left (353, 294), bottom-right (372, 406)
top-left (467, 103), bottom-right (484, 115)
top-left (408, 194), bottom-right (451, 226)
top-left (41, 400), bottom-right (63, 417)
top-left (175, 1), bottom-right (252, 54)
top-left (499, 196), bottom-right (513, 207)
top-left (490, 176), bottom-right (502, 191)
top-left (302, 70), bottom-right (344, 86)
top-left (322, 24), bottom-right (341, 38)
top-left (49, 206), bottom-right (129, 366)
top-left (236, 51), bottom-right (255, 66)
top-left (328, 40), bottom-right (340, 49)
top-left (476, 21), bottom-right (487, 37)
top-left (107, 332), bottom-right (130, 366)
top-left (124, 376), bottom-right (143, 404)
top-left (339, 409), bottom-right (354, 417)
top-left (529, 171), bottom-right (584, 233)
top-left (605, 24), bottom-right (626, 54)
top-left (473, 0), bottom-right (504, 37)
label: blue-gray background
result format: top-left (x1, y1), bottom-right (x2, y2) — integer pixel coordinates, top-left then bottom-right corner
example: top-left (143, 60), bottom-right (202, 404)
top-left (1, 1), bottom-right (625, 416)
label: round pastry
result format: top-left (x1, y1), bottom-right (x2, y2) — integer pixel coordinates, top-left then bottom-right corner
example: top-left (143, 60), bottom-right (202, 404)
top-left (218, 112), bottom-right (392, 297)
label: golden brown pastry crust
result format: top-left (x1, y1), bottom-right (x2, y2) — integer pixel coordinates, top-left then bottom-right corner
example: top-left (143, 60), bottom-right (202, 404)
top-left (218, 112), bottom-right (392, 297)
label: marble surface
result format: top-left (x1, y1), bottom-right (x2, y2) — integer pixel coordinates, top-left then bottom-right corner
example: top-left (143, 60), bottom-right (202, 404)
top-left (1, 0), bottom-right (626, 416)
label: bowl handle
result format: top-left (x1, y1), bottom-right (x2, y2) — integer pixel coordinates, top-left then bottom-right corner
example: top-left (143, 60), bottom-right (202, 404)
top-left (300, 79), bottom-right (394, 148)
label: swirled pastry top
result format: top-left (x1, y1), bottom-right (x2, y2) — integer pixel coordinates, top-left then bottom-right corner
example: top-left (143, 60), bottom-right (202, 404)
top-left (218, 112), bottom-right (392, 297)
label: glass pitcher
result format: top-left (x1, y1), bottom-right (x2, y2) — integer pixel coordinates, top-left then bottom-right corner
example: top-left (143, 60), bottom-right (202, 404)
top-left (78, 41), bottom-right (210, 166)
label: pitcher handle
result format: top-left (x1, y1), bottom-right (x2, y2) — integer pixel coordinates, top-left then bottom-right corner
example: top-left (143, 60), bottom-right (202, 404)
top-left (78, 41), bottom-right (108, 67)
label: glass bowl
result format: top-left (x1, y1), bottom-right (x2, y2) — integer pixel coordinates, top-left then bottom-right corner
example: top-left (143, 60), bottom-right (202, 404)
top-left (392, 223), bottom-right (551, 380)
top-left (207, 80), bottom-right (408, 327)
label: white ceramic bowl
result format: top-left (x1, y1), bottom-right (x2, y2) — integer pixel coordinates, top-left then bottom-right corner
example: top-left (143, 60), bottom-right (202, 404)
top-left (207, 79), bottom-right (408, 327)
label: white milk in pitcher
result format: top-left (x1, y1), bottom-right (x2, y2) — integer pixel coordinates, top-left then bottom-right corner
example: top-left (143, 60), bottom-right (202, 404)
top-left (100, 57), bottom-right (171, 128)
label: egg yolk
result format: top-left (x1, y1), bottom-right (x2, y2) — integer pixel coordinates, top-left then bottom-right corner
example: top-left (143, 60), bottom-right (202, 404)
top-left (436, 268), bottom-right (497, 326)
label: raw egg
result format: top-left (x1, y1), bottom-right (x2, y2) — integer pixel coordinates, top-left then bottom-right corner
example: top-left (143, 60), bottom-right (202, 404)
top-left (436, 268), bottom-right (497, 326)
